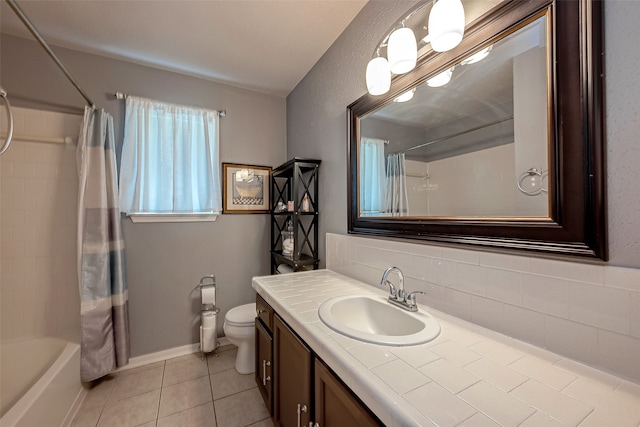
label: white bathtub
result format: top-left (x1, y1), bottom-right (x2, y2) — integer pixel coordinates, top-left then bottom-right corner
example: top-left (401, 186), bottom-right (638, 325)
top-left (0, 337), bottom-right (83, 427)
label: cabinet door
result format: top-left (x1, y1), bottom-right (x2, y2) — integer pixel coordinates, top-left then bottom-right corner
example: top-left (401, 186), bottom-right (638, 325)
top-left (273, 314), bottom-right (311, 427)
top-left (255, 318), bottom-right (273, 415)
top-left (314, 358), bottom-right (381, 427)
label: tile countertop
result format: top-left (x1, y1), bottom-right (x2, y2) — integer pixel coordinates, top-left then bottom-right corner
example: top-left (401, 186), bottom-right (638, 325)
top-left (252, 269), bottom-right (640, 427)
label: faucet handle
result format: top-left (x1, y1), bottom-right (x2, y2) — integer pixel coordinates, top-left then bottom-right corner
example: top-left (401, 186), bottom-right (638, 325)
top-left (383, 280), bottom-right (398, 299)
top-left (406, 290), bottom-right (426, 306)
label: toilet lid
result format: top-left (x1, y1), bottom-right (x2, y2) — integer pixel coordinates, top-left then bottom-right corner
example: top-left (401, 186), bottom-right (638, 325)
top-left (226, 303), bottom-right (256, 325)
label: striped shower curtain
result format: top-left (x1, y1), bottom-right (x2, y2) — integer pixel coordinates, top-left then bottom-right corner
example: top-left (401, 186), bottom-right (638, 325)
top-left (77, 107), bottom-right (129, 382)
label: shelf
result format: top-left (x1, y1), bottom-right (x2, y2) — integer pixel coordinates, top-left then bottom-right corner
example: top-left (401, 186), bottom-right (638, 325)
top-left (270, 158), bottom-right (320, 274)
top-left (271, 251), bottom-right (318, 267)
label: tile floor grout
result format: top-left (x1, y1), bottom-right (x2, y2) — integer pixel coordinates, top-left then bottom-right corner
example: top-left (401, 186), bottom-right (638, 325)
top-left (70, 345), bottom-right (273, 427)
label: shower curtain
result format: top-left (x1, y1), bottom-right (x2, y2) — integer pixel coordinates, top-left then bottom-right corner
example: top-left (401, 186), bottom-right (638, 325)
top-left (385, 153), bottom-right (409, 216)
top-left (77, 107), bottom-right (129, 382)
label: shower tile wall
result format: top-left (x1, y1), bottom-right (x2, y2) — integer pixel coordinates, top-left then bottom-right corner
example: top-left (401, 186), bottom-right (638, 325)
top-left (0, 107), bottom-right (82, 344)
top-left (326, 233), bottom-right (640, 383)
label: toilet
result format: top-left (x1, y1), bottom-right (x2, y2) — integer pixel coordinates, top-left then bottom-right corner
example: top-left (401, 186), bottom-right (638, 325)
top-left (223, 302), bottom-right (256, 374)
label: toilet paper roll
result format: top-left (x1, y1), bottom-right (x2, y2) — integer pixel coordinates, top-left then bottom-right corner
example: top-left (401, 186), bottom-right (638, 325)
top-left (200, 325), bottom-right (217, 353)
top-left (201, 310), bottom-right (218, 329)
top-left (201, 286), bottom-right (216, 306)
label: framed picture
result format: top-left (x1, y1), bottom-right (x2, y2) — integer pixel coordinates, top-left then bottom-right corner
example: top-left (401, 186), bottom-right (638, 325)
top-left (222, 163), bottom-right (271, 213)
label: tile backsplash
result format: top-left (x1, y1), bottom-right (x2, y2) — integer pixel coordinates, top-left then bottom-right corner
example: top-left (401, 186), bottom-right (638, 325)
top-left (0, 107), bottom-right (82, 344)
top-left (326, 233), bottom-right (640, 383)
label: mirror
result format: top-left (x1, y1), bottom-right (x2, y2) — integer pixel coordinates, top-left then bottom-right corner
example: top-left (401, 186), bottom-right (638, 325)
top-left (360, 16), bottom-right (549, 218)
top-left (348, 0), bottom-right (607, 259)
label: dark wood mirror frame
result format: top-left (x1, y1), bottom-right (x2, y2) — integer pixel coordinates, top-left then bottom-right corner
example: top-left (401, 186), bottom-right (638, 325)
top-left (348, 0), bottom-right (607, 260)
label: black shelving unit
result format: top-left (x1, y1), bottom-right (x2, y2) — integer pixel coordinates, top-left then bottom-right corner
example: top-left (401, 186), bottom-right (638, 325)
top-left (270, 158), bottom-right (321, 273)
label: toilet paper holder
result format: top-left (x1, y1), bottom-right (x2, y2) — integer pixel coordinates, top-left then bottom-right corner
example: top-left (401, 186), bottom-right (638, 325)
top-left (196, 275), bottom-right (220, 358)
top-left (198, 275), bottom-right (217, 309)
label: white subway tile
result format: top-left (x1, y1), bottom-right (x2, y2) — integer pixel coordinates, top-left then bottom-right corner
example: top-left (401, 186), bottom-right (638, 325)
top-left (544, 316), bottom-right (598, 363)
top-left (485, 267), bottom-right (523, 306)
top-left (508, 356), bottom-right (577, 391)
top-left (468, 339), bottom-right (524, 366)
top-left (530, 258), bottom-right (604, 285)
top-left (471, 296), bottom-right (504, 332)
top-left (404, 382), bottom-right (477, 426)
top-left (443, 288), bottom-right (472, 321)
top-left (435, 259), bottom-right (456, 286)
top-left (518, 411), bottom-right (564, 427)
top-left (373, 359), bottom-right (431, 395)
top-left (604, 265), bottom-right (640, 291)
top-left (568, 282), bottom-right (630, 334)
top-left (419, 358), bottom-right (481, 394)
top-left (597, 331), bottom-right (640, 383)
top-left (458, 412), bottom-right (501, 427)
top-left (578, 408), bottom-right (638, 427)
top-left (479, 252), bottom-right (531, 272)
top-left (347, 343), bottom-right (398, 369)
top-left (388, 343), bottom-right (440, 369)
top-left (510, 379), bottom-right (593, 425)
top-left (429, 340), bottom-right (482, 367)
top-left (441, 247), bottom-right (480, 265)
top-left (521, 274), bottom-right (570, 318)
top-left (563, 378), bottom-right (640, 423)
top-left (464, 358), bottom-right (528, 392)
top-left (458, 381), bottom-right (535, 426)
top-left (553, 358), bottom-right (622, 390)
top-left (456, 263), bottom-right (486, 296)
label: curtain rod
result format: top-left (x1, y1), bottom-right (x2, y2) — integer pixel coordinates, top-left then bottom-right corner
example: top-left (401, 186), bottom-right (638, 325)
top-left (114, 92), bottom-right (226, 118)
top-left (5, 0), bottom-right (96, 108)
top-left (392, 116), bottom-right (514, 155)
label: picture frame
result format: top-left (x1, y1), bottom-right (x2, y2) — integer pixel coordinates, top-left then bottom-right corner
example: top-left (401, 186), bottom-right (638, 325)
top-left (222, 163), bottom-right (271, 214)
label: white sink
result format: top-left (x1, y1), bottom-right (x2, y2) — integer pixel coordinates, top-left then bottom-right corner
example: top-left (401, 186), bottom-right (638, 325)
top-left (318, 294), bottom-right (440, 346)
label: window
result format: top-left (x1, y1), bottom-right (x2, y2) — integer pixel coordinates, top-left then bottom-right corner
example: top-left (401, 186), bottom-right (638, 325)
top-left (119, 96), bottom-right (222, 221)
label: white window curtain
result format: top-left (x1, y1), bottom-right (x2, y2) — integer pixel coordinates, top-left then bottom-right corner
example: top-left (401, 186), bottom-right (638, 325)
top-left (359, 137), bottom-right (387, 216)
top-left (385, 152), bottom-right (409, 216)
top-left (119, 96), bottom-right (222, 215)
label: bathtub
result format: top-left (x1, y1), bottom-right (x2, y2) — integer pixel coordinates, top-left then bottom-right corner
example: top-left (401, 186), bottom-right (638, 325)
top-left (0, 337), bottom-right (84, 427)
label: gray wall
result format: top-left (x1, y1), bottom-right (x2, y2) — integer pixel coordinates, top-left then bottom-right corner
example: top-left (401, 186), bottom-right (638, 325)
top-left (287, 0), bottom-right (640, 269)
top-left (1, 34), bottom-right (287, 356)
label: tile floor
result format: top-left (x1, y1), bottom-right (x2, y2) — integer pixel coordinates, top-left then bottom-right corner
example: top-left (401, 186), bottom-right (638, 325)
top-left (70, 345), bottom-right (273, 427)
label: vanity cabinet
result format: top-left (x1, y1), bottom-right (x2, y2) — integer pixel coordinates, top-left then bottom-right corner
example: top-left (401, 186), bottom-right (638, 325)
top-left (257, 301), bottom-right (381, 427)
top-left (255, 294), bottom-right (274, 415)
top-left (270, 158), bottom-right (321, 273)
top-left (273, 314), bottom-right (312, 427)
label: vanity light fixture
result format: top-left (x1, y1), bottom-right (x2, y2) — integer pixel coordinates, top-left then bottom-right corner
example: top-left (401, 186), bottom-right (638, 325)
top-left (426, 67), bottom-right (454, 87)
top-left (428, 0), bottom-right (466, 52)
top-left (393, 88), bottom-right (416, 103)
top-left (388, 27), bottom-right (417, 75)
top-left (365, 0), bottom-right (466, 95)
top-left (366, 55), bottom-right (391, 96)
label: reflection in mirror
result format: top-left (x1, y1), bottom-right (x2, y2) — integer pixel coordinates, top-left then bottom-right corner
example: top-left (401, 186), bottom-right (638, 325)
top-left (359, 16), bottom-right (549, 218)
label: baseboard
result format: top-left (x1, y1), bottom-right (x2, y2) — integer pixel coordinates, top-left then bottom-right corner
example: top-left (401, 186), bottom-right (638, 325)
top-left (116, 337), bottom-right (232, 373)
top-left (61, 387), bottom-right (87, 427)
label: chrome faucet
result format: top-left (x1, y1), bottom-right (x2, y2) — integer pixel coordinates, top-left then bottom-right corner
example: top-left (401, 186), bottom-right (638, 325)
top-left (380, 266), bottom-right (425, 312)
top-left (380, 266), bottom-right (403, 300)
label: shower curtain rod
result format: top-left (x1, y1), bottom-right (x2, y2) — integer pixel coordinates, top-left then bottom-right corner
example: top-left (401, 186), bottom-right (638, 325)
top-left (392, 116), bottom-right (514, 155)
top-left (5, 0), bottom-right (96, 108)
top-left (114, 92), bottom-right (227, 118)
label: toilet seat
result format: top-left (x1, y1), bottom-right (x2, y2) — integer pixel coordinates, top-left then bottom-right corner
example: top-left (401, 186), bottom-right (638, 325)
top-left (225, 303), bottom-right (255, 327)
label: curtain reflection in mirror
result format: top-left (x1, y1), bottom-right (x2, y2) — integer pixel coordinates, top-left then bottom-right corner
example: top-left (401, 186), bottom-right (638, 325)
top-left (385, 153), bottom-right (409, 216)
top-left (359, 137), bottom-right (386, 216)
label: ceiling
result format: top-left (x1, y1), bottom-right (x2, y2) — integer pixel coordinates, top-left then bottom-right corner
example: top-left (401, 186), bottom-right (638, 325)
top-left (0, 0), bottom-right (368, 98)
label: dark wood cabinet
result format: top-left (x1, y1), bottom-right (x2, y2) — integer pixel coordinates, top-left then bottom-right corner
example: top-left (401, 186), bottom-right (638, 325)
top-left (255, 318), bottom-right (273, 415)
top-left (314, 358), bottom-right (380, 427)
top-left (257, 295), bottom-right (382, 427)
top-left (273, 314), bottom-right (312, 427)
